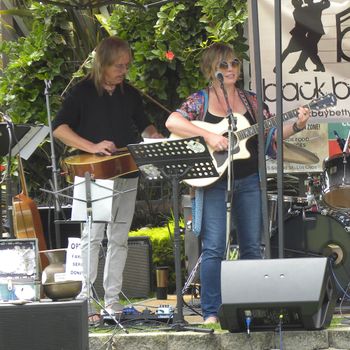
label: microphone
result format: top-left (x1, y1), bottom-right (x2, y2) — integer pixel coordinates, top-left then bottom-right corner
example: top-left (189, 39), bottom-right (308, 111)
top-left (0, 111), bottom-right (13, 124)
top-left (333, 130), bottom-right (345, 151)
top-left (215, 71), bottom-right (224, 83)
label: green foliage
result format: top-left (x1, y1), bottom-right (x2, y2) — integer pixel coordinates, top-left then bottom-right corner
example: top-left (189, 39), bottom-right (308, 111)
top-left (0, 1), bottom-right (106, 195)
top-left (0, 3), bottom-right (70, 124)
top-left (107, 0), bottom-right (248, 116)
top-left (0, 0), bottom-right (248, 198)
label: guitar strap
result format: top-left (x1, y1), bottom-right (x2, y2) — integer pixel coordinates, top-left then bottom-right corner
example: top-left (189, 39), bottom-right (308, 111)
top-left (238, 89), bottom-right (276, 154)
top-left (237, 89), bottom-right (257, 122)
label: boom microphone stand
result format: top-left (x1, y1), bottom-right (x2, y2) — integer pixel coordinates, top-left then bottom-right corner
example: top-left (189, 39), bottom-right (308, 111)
top-left (44, 80), bottom-right (63, 248)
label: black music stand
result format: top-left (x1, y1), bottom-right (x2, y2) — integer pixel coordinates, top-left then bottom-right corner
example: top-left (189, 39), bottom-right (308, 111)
top-left (0, 123), bottom-right (30, 157)
top-left (128, 137), bottom-right (218, 332)
top-left (0, 122), bottom-right (49, 237)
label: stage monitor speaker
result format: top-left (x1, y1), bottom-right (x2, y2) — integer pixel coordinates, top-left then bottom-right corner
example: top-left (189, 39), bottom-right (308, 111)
top-left (94, 236), bottom-right (152, 298)
top-left (0, 299), bottom-right (88, 350)
top-left (218, 257), bottom-right (337, 332)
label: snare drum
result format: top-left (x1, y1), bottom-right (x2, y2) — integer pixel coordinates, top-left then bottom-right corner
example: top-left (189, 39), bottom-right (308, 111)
top-left (322, 153), bottom-right (350, 208)
top-left (267, 194), bottom-right (308, 235)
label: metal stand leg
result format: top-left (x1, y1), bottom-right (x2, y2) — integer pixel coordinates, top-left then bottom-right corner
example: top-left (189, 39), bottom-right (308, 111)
top-left (160, 176), bottom-right (212, 333)
top-left (182, 254), bottom-right (202, 295)
top-left (83, 173), bottom-right (128, 333)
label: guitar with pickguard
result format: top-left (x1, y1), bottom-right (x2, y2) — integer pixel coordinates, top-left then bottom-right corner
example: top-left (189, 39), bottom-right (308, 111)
top-left (170, 93), bottom-right (337, 187)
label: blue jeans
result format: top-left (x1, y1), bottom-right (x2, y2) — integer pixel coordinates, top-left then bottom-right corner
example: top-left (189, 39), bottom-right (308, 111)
top-left (200, 173), bottom-right (262, 319)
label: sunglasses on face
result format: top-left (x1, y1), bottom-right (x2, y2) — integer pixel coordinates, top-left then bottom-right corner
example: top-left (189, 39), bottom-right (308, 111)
top-left (217, 58), bottom-right (240, 70)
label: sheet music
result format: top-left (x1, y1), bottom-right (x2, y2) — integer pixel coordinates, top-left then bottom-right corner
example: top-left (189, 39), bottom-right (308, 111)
top-left (12, 124), bottom-right (49, 159)
top-left (71, 176), bottom-right (114, 222)
top-left (142, 137), bottom-right (170, 144)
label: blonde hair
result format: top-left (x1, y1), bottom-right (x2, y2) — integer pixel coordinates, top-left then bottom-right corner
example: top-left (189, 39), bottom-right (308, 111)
top-left (90, 36), bottom-right (132, 95)
top-left (200, 43), bottom-right (241, 82)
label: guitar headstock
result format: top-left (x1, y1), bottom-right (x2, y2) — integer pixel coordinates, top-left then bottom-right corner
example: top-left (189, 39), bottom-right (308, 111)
top-left (309, 93), bottom-right (337, 110)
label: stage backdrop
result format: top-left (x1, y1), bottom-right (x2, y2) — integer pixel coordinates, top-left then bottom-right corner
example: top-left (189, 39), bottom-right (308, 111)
top-left (247, 0), bottom-right (350, 173)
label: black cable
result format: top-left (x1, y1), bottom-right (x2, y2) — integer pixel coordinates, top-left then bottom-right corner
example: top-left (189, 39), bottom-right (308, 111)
top-left (273, 313), bottom-right (284, 350)
top-left (182, 295), bottom-right (202, 317)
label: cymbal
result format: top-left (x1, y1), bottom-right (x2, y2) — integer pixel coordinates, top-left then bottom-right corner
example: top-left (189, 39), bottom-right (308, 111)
top-left (283, 141), bottom-right (320, 164)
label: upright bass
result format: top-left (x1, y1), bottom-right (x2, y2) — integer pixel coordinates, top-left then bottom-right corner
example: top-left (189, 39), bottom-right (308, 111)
top-left (12, 155), bottom-right (49, 269)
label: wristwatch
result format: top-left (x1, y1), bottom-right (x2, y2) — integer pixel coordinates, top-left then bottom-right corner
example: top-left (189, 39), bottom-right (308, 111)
top-left (292, 122), bottom-right (305, 133)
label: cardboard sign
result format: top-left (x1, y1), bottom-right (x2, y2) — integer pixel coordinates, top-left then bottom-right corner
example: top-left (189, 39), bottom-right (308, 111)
top-left (65, 237), bottom-right (83, 281)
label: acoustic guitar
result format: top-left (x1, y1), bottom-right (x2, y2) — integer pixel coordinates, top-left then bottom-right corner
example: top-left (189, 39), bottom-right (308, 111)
top-left (12, 155), bottom-right (49, 269)
top-left (62, 149), bottom-right (138, 183)
top-left (170, 93), bottom-right (337, 187)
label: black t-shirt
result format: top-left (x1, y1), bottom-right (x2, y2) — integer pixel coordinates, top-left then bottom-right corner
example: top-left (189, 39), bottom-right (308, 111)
top-left (204, 111), bottom-right (258, 179)
top-left (53, 79), bottom-right (151, 147)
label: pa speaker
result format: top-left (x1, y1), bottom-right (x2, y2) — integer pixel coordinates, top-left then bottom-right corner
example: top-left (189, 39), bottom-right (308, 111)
top-left (218, 257), bottom-right (337, 332)
top-left (0, 299), bottom-right (88, 350)
top-left (94, 236), bottom-right (152, 298)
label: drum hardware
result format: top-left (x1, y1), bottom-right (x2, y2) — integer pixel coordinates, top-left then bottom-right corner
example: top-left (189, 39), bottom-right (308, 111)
top-left (283, 141), bottom-right (319, 165)
top-left (323, 244), bottom-right (343, 266)
top-left (320, 207), bottom-right (330, 216)
top-left (342, 129), bottom-right (350, 154)
top-left (302, 207), bottom-right (316, 222)
top-left (305, 173), bottom-right (321, 206)
top-left (267, 194), bottom-right (308, 235)
top-left (322, 150), bottom-right (350, 209)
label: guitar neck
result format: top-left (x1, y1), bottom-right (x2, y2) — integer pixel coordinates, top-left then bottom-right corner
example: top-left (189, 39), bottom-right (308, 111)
top-left (237, 107), bottom-right (303, 141)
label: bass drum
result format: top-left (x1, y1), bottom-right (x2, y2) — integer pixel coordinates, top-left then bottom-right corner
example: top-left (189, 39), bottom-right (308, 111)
top-left (270, 208), bottom-right (350, 295)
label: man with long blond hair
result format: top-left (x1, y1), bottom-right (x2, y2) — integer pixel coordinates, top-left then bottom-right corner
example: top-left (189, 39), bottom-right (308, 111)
top-left (53, 36), bottom-right (162, 323)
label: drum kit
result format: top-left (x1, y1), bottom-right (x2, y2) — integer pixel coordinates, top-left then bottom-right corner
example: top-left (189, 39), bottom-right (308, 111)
top-left (268, 141), bottom-right (350, 296)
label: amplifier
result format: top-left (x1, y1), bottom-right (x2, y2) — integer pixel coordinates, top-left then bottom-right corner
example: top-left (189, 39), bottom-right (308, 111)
top-left (94, 236), bottom-right (152, 298)
top-left (38, 206), bottom-right (81, 249)
top-left (0, 299), bottom-right (88, 350)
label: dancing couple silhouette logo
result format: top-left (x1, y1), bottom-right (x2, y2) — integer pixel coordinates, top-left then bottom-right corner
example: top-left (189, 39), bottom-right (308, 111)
top-left (275, 0), bottom-right (330, 74)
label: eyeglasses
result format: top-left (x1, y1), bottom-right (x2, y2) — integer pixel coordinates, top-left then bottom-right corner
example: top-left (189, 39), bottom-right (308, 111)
top-left (217, 58), bottom-right (240, 70)
top-left (112, 63), bottom-right (130, 71)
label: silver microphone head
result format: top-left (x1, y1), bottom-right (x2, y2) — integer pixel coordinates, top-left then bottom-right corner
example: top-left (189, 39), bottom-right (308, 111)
top-left (0, 111), bottom-right (12, 123)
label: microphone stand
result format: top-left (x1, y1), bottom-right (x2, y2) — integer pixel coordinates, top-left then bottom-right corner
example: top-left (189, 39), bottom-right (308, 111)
top-left (218, 78), bottom-right (237, 260)
top-left (44, 80), bottom-right (62, 248)
top-left (3, 116), bottom-right (15, 237)
top-left (342, 129), bottom-right (350, 184)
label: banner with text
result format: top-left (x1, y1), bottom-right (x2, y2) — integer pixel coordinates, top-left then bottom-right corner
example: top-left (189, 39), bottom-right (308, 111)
top-left (248, 0), bottom-right (350, 173)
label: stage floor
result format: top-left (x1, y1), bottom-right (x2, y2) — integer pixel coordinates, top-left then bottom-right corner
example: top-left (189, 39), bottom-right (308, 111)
top-left (90, 295), bottom-right (350, 350)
